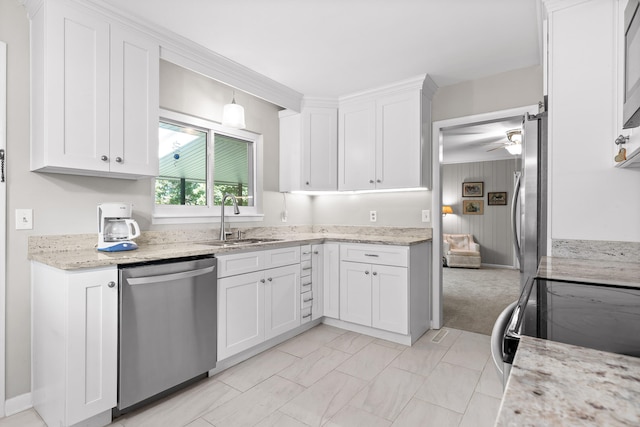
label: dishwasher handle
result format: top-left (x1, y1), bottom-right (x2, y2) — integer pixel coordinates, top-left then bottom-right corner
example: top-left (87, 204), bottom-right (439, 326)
top-left (126, 265), bottom-right (215, 285)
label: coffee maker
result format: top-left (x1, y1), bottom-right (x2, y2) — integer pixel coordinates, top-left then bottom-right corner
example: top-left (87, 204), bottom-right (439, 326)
top-left (97, 203), bottom-right (141, 252)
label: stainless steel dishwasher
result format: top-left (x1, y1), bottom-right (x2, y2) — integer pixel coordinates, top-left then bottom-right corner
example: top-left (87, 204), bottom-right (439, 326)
top-left (117, 256), bottom-right (217, 414)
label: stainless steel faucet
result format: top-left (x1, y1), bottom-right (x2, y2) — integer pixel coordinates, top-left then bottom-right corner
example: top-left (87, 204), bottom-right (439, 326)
top-left (219, 193), bottom-right (241, 241)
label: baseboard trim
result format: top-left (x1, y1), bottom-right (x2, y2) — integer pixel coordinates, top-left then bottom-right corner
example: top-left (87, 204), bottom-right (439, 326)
top-left (5, 392), bottom-right (32, 417)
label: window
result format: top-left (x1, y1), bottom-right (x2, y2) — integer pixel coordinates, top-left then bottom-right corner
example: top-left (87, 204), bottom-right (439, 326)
top-left (153, 110), bottom-right (261, 223)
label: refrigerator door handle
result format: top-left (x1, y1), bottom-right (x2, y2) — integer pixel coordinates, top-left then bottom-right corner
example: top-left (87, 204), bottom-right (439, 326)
top-left (511, 171), bottom-right (522, 265)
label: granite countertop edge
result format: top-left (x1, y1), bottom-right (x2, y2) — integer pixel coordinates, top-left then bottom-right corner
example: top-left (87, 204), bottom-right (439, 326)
top-left (28, 228), bottom-right (433, 270)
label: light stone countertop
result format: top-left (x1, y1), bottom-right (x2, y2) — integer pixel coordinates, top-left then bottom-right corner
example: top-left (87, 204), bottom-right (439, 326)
top-left (537, 256), bottom-right (640, 288)
top-left (28, 225), bottom-right (432, 270)
top-left (496, 336), bottom-right (640, 426)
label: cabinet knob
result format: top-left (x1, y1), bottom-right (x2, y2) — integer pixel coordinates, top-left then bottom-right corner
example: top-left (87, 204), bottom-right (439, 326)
top-left (268, 277), bottom-right (273, 282)
top-left (115, 156), bottom-right (123, 163)
top-left (372, 272), bottom-right (378, 276)
top-left (306, 181), bottom-right (310, 185)
top-left (107, 281), bottom-right (116, 288)
top-left (365, 271), bottom-right (370, 275)
top-left (369, 180), bottom-right (374, 184)
top-left (376, 179), bottom-right (381, 183)
top-left (313, 250), bottom-right (319, 255)
top-left (101, 155), bottom-right (108, 162)
top-left (260, 279), bottom-right (266, 283)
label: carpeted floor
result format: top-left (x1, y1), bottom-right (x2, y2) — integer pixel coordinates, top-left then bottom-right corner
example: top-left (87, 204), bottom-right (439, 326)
top-left (443, 266), bottom-right (521, 335)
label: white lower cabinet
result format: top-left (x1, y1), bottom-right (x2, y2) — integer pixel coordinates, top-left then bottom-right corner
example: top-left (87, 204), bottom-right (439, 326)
top-left (322, 243), bottom-right (341, 319)
top-left (217, 247), bottom-right (301, 361)
top-left (32, 262), bottom-right (117, 427)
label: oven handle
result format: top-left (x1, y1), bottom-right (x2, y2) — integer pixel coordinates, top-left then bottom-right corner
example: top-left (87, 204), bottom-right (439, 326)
top-left (503, 276), bottom-right (537, 364)
top-left (490, 300), bottom-right (518, 378)
top-left (126, 266), bottom-right (215, 285)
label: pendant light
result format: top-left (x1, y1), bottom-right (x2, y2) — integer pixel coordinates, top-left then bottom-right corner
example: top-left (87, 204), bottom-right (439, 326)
top-left (222, 91), bottom-right (246, 129)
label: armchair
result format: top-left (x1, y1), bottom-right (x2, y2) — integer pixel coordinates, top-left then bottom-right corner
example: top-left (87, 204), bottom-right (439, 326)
top-left (443, 233), bottom-right (481, 268)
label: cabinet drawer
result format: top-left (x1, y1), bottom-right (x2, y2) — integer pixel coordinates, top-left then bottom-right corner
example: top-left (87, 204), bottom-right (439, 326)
top-left (300, 245), bottom-right (313, 260)
top-left (264, 246), bottom-right (301, 269)
top-left (217, 251), bottom-right (264, 278)
top-left (301, 280), bottom-right (312, 293)
top-left (340, 244), bottom-right (408, 267)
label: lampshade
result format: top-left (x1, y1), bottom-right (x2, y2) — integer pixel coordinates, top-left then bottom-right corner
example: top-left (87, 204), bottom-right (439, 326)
top-left (442, 205), bottom-right (453, 215)
top-left (222, 93), bottom-right (246, 129)
top-left (505, 143), bottom-right (522, 155)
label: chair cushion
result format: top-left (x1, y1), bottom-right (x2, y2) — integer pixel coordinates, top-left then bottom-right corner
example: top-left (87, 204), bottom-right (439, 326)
top-left (446, 234), bottom-right (469, 250)
top-left (448, 249), bottom-right (480, 256)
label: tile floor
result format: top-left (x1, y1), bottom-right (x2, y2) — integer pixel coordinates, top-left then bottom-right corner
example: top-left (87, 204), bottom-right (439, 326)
top-left (0, 325), bottom-right (503, 427)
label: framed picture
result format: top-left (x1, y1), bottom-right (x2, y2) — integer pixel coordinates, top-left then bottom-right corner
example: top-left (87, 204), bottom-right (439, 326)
top-left (463, 200), bottom-right (484, 215)
top-left (488, 191), bottom-right (508, 206)
top-left (462, 182), bottom-right (484, 197)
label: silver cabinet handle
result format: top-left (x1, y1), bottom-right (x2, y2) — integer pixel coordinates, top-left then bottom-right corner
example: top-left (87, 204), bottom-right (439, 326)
top-left (313, 250), bottom-right (319, 255)
top-left (268, 277), bottom-right (273, 282)
top-left (364, 253), bottom-right (379, 257)
top-left (365, 271), bottom-right (370, 275)
top-left (101, 155), bottom-right (108, 161)
top-left (260, 279), bottom-right (266, 283)
top-left (372, 272), bottom-right (377, 276)
top-left (115, 156), bottom-right (123, 163)
top-left (302, 266), bottom-right (312, 271)
top-left (126, 266), bottom-right (215, 285)
top-left (302, 313), bottom-right (312, 319)
top-left (302, 251), bottom-right (311, 255)
top-left (107, 281), bottom-right (116, 288)
top-left (303, 297), bottom-right (313, 303)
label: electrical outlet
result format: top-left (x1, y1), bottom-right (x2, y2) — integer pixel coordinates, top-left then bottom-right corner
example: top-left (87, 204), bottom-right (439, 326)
top-left (421, 209), bottom-right (431, 222)
top-left (369, 210), bottom-right (377, 222)
top-left (16, 209), bottom-right (33, 230)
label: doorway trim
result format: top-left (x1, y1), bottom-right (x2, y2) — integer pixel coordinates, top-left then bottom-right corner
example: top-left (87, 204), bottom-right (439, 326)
top-left (431, 104), bottom-right (539, 329)
top-left (1, 40), bottom-right (7, 418)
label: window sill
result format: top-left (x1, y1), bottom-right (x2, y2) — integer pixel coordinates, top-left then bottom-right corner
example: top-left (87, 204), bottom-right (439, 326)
top-left (152, 213), bottom-right (265, 226)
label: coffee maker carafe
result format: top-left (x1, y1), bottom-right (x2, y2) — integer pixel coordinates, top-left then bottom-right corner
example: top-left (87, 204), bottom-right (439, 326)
top-left (98, 203), bottom-right (141, 252)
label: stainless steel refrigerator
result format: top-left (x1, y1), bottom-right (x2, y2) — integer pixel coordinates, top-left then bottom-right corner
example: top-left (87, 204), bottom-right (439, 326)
top-left (512, 103), bottom-right (548, 288)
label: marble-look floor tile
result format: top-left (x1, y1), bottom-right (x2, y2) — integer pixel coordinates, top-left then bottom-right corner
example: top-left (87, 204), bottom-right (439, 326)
top-left (278, 325), bottom-right (345, 358)
top-left (326, 331), bottom-right (375, 354)
top-left (475, 357), bottom-right (504, 399)
top-left (391, 398), bottom-right (462, 427)
top-left (278, 345), bottom-right (351, 387)
top-left (373, 338), bottom-right (409, 351)
top-left (325, 405), bottom-right (392, 427)
top-left (335, 342), bottom-right (402, 381)
top-left (214, 348), bottom-right (298, 392)
top-left (415, 362), bottom-right (481, 414)
top-left (459, 392), bottom-right (501, 427)
top-left (184, 418), bottom-right (214, 427)
top-left (115, 378), bottom-right (240, 427)
top-left (390, 340), bottom-right (448, 377)
top-left (350, 367), bottom-right (424, 420)
top-left (441, 331), bottom-right (491, 371)
top-left (280, 371), bottom-right (368, 426)
top-left (254, 411), bottom-right (310, 427)
top-left (202, 375), bottom-right (304, 427)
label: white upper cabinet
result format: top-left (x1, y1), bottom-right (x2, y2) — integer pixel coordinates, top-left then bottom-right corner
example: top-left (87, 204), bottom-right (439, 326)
top-left (29, 0), bottom-right (159, 179)
top-left (279, 100), bottom-right (338, 191)
top-left (338, 75), bottom-right (436, 191)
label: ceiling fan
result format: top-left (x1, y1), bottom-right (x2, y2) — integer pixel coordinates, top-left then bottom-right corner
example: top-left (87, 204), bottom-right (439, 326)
top-left (486, 129), bottom-right (522, 155)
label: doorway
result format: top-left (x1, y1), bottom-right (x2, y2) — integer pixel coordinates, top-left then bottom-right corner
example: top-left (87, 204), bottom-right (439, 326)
top-left (430, 105), bottom-right (538, 332)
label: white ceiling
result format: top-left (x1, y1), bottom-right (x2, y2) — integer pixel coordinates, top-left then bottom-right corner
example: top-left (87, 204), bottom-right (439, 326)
top-left (104, 0), bottom-right (542, 98)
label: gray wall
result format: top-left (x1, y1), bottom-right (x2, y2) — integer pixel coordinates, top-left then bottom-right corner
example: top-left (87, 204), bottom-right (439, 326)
top-left (442, 159), bottom-right (517, 266)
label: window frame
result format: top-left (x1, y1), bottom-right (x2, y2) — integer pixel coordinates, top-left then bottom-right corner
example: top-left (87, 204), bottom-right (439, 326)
top-left (152, 109), bottom-right (263, 225)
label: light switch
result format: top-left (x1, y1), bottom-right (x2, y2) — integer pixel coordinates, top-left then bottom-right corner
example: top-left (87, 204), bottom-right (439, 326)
top-left (16, 209), bottom-right (33, 230)
top-left (421, 209), bottom-right (430, 222)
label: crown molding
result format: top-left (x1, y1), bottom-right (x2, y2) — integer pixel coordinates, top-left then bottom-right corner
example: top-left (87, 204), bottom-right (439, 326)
top-left (339, 74), bottom-right (431, 104)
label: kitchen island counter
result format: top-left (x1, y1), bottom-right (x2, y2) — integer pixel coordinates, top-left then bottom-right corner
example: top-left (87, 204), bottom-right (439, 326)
top-left (28, 225), bottom-right (432, 270)
top-left (496, 336), bottom-right (640, 426)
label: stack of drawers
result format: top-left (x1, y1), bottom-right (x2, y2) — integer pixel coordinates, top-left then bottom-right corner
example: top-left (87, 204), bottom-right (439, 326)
top-left (300, 245), bottom-right (314, 323)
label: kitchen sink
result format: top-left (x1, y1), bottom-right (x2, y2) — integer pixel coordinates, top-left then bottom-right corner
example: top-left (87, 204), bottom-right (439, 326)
top-left (201, 238), bottom-right (282, 247)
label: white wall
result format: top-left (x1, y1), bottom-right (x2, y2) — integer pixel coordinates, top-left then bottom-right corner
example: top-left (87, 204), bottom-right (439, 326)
top-left (547, 0), bottom-right (640, 243)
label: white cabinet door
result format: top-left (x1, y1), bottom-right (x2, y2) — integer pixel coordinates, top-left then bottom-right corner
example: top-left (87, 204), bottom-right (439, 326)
top-left (371, 265), bottom-right (408, 334)
top-left (338, 100), bottom-right (376, 190)
top-left (339, 261), bottom-right (372, 326)
top-left (375, 91), bottom-right (421, 189)
top-left (323, 243), bottom-right (341, 319)
top-left (66, 268), bottom-right (118, 425)
top-left (110, 24), bottom-right (159, 177)
top-left (35, 2), bottom-right (111, 173)
top-left (218, 271), bottom-right (265, 360)
top-left (302, 107), bottom-right (338, 190)
top-left (264, 264), bottom-right (300, 339)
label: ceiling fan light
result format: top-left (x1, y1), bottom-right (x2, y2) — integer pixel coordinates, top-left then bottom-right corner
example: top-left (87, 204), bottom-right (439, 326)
top-left (222, 94), bottom-right (246, 129)
top-left (505, 143), bottom-right (522, 155)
